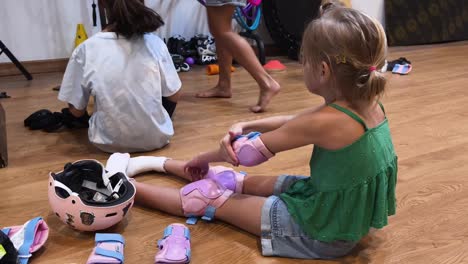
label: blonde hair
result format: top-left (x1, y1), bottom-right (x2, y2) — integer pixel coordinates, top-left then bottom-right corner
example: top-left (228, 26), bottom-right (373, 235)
top-left (301, 2), bottom-right (387, 105)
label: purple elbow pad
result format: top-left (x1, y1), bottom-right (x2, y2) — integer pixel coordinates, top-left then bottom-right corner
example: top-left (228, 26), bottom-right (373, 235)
top-left (232, 132), bottom-right (274, 167)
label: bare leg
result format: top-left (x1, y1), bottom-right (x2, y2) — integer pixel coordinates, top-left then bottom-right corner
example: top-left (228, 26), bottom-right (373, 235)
top-left (134, 182), bottom-right (184, 216)
top-left (196, 44), bottom-right (233, 98)
top-left (134, 181), bottom-right (265, 236)
top-left (242, 175), bottom-right (278, 197)
top-left (216, 194), bottom-right (265, 236)
top-left (206, 6), bottom-right (280, 113)
top-left (163, 159), bottom-right (192, 181)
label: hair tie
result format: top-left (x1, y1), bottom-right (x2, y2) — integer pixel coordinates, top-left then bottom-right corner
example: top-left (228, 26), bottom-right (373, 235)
top-left (369, 66), bottom-right (377, 72)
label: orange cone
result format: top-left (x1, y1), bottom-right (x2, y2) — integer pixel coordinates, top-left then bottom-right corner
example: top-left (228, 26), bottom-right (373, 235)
top-left (206, 64), bottom-right (236, 75)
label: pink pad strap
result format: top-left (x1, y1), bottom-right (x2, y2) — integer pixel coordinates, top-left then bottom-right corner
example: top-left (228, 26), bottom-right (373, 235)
top-left (233, 133), bottom-right (274, 167)
top-left (155, 224), bottom-right (190, 263)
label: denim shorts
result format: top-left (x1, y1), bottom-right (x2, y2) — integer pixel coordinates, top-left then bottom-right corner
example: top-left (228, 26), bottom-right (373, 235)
top-left (205, 0), bottom-right (247, 7)
top-left (260, 175), bottom-right (358, 259)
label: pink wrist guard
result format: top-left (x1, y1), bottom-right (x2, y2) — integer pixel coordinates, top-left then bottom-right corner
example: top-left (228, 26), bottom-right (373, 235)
top-left (155, 223), bottom-right (191, 263)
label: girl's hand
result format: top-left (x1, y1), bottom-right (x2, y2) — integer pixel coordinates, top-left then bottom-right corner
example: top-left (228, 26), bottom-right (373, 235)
top-left (184, 156), bottom-right (210, 181)
top-left (220, 123), bottom-right (244, 166)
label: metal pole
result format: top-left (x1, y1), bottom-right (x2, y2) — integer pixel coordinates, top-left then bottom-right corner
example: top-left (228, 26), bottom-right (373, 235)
top-left (0, 40), bottom-right (33, 80)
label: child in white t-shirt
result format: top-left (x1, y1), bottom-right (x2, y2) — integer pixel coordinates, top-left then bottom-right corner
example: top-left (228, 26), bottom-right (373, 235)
top-left (58, 0), bottom-right (181, 153)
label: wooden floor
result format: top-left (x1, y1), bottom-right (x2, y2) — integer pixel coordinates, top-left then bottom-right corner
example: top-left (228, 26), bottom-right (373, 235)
top-left (1, 41), bottom-right (468, 264)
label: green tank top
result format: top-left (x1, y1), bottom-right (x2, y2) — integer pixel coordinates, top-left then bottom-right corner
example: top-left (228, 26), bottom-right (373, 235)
top-left (280, 103), bottom-right (397, 242)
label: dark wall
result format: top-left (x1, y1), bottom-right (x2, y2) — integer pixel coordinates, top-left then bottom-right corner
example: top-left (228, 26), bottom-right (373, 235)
top-left (385, 0), bottom-right (468, 46)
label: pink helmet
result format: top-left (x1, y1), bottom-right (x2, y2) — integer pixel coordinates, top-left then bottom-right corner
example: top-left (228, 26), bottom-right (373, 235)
top-left (48, 159), bottom-right (136, 231)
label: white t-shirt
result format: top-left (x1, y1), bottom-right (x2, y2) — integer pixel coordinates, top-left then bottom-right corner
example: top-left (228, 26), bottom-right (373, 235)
top-left (58, 32), bottom-right (181, 153)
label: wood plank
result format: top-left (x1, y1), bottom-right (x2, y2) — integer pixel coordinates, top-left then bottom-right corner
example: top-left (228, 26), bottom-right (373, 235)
top-left (0, 58), bottom-right (68, 77)
top-left (0, 41), bottom-right (468, 263)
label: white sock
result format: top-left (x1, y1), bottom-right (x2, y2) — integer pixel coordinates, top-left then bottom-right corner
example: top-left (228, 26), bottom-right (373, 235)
top-left (126, 156), bottom-right (169, 177)
top-left (106, 153), bottom-right (130, 176)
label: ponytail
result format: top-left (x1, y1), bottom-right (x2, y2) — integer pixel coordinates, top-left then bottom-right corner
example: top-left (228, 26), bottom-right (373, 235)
top-left (319, 0), bottom-right (345, 16)
top-left (104, 0), bottom-right (164, 38)
top-left (356, 68), bottom-right (386, 102)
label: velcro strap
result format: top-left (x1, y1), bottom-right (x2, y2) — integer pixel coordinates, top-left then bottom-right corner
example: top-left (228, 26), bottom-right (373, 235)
top-left (17, 217), bottom-right (43, 264)
top-left (1, 228), bottom-right (10, 236)
top-left (201, 206), bottom-right (216, 222)
top-left (18, 255), bottom-right (33, 264)
top-left (185, 217), bottom-right (198, 225)
top-left (95, 247), bottom-right (124, 262)
top-left (246, 131), bottom-right (261, 140)
top-left (95, 233), bottom-right (125, 244)
top-left (163, 226), bottom-right (173, 238)
top-left (157, 239), bottom-right (163, 248)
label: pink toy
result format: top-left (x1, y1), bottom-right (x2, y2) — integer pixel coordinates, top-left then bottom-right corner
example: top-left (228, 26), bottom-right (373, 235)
top-left (232, 132), bottom-right (275, 167)
top-left (264, 60), bottom-right (286, 72)
top-left (48, 159), bottom-right (136, 231)
top-left (1, 217), bottom-right (49, 264)
top-left (86, 233), bottom-right (125, 264)
top-left (155, 223), bottom-right (191, 264)
top-left (180, 179), bottom-right (233, 223)
top-left (248, 0), bottom-right (262, 6)
top-left (205, 166), bottom-right (246, 193)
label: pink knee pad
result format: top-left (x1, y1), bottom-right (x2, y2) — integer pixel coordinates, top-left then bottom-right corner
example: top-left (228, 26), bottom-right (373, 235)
top-left (180, 179), bottom-right (233, 224)
top-left (205, 166), bottom-right (246, 193)
top-left (232, 132), bottom-right (274, 167)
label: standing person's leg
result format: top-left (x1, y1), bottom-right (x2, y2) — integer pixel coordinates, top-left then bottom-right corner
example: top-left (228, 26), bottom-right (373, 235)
top-left (199, 5), bottom-right (280, 113)
top-left (196, 44), bottom-right (233, 98)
